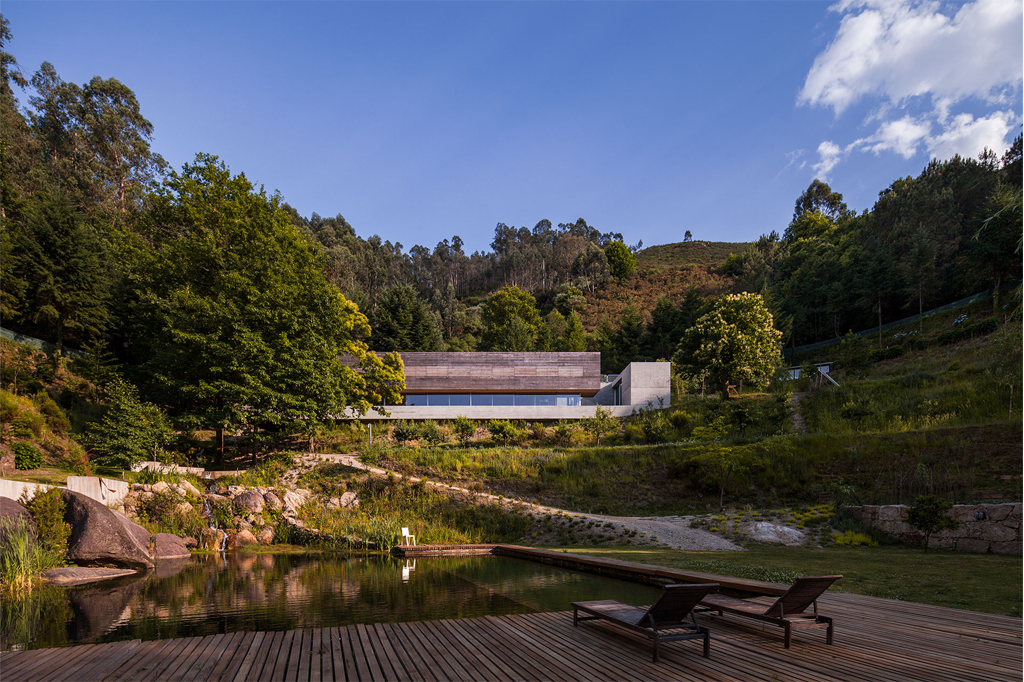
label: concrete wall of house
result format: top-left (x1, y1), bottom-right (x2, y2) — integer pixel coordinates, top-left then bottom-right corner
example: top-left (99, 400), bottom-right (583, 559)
top-left (846, 503), bottom-right (1021, 554)
top-left (620, 362), bottom-right (671, 409)
top-left (592, 381), bottom-right (618, 406)
top-left (358, 404), bottom-right (636, 421)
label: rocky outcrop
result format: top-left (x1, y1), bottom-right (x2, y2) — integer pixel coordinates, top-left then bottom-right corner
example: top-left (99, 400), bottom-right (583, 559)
top-left (847, 503), bottom-right (1022, 554)
top-left (62, 490), bottom-right (155, 570)
top-left (154, 533), bottom-right (190, 559)
top-left (0, 497), bottom-right (35, 531)
top-left (328, 492), bottom-right (360, 509)
top-left (747, 521), bottom-right (807, 546)
top-left (234, 491), bottom-right (265, 514)
top-left (228, 529), bottom-right (257, 549)
top-left (201, 527), bottom-right (226, 551)
top-left (41, 566), bottom-right (137, 586)
top-left (256, 527), bottom-right (275, 545)
top-left (263, 492), bottom-right (283, 510)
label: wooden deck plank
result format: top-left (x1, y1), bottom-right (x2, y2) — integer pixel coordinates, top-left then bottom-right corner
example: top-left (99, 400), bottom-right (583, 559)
top-left (335, 626), bottom-right (361, 682)
top-left (2, 589), bottom-right (1021, 682)
top-left (241, 630), bottom-right (281, 682)
top-left (268, 629), bottom-right (297, 682)
top-left (377, 622), bottom-right (430, 682)
top-left (378, 622), bottom-right (438, 679)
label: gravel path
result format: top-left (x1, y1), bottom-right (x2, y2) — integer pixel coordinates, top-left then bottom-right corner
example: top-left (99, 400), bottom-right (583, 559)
top-left (308, 453), bottom-right (743, 552)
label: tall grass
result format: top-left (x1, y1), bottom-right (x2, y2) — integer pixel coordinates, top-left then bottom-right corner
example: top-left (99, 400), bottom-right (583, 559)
top-left (297, 472), bottom-right (533, 549)
top-left (802, 329), bottom-right (1016, 434)
top-left (0, 517), bottom-right (64, 594)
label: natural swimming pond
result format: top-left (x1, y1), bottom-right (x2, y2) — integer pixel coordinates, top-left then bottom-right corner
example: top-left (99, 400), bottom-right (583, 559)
top-left (2, 553), bottom-right (662, 651)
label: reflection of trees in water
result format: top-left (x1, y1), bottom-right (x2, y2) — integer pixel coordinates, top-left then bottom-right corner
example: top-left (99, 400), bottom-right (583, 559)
top-left (2, 554), bottom-right (663, 649)
top-left (1, 585), bottom-right (73, 651)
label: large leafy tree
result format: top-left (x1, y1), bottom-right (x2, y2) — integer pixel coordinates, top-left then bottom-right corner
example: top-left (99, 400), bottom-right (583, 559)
top-left (605, 240), bottom-right (636, 281)
top-left (480, 286), bottom-right (542, 351)
top-left (369, 284), bottom-right (443, 352)
top-left (673, 293), bottom-right (782, 399)
top-left (129, 154), bottom-right (403, 452)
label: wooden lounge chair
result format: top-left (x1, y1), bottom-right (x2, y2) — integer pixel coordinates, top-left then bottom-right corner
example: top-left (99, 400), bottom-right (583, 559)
top-left (698, 575), bottom-right (842, 648)
top-left (571, 583), bottom-right (720, 662)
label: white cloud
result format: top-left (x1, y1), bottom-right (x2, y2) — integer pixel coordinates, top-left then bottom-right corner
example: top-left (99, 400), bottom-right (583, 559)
top-left (798, 0), bottom-right (1022, 176)
top-left (813, 141), bottom-right (844, 179)
top-left (927, 110), bottom-right (1017, 159)
top-left (800, 0), bottom-right (1022, 115)
top-left (852, 116), bottom-right (931, 158)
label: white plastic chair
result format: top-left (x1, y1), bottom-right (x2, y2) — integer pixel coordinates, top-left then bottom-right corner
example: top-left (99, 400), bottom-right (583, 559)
top-left (401, 527), bottom-right (417, 546)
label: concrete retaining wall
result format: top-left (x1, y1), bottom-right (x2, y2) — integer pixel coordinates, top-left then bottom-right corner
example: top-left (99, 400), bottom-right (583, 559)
top-left (0, 479), bottom-right (52, 502)
top-left (66, 476), bottom-right (129, 506)
top-left (0, 476), bottom-right (129, 506)
top-left (847, 503), bottom-right (1021, 554)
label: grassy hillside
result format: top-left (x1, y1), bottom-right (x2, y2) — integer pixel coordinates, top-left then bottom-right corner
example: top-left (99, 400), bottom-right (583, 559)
top-left (579, 240), bottom-right (746, 329)
top-left (368, 314), bottom-right (1021, 514)
top-left (0, 341), bottom-right (98, 479)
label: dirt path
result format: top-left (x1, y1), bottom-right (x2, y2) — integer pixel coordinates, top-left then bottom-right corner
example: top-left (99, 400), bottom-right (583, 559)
top-left (305, 453), bottom-right (742, 552)
top-left (790, 391), bottom-right (809, 433)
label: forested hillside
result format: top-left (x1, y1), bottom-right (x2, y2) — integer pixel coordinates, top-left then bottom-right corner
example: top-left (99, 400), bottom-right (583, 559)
top-left (1, 12), bottom-right (1021, 466)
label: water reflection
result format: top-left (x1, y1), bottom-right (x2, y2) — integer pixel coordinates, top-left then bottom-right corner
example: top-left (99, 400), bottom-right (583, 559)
top-left (2, 553), bottom-right (661, 651)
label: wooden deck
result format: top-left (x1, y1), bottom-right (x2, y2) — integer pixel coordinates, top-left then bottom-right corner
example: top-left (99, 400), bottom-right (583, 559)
top-left (2, 591), bottom-right (1019, 681)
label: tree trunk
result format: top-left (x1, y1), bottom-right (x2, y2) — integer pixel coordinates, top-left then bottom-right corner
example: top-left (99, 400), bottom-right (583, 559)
top-left (216, 426), bottom-right (225, 465)
top-left (993, 275), bottom-right (1001, 314)
top-left (877, 296), bottom-right (882, 349)
top-left (719, 485), bottom-right (725, 512)
top-left (918, 281), bottom-right (923, 333)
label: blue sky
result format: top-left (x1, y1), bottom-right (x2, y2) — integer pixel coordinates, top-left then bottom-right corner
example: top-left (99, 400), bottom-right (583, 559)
top-left (4, 1), bottom-right (1021, 253)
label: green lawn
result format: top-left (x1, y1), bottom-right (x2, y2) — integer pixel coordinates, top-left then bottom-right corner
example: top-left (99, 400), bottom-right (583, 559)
top-left (558, 544), bottom-right (1023, 617)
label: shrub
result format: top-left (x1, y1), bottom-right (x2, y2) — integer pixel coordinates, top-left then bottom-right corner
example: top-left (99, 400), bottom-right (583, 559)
top-left (833, 530), bottom-right (878, 547)
top-left (907, 495), bottom-right (959, 552)
top-left (869, 346), bottom-right (904, 362)
top-left (10, 413), bottom-right (44, 439)
top-left (419, 420), bottom-right (444, 445)
top-left (392, 420), bottom-right (419, 443)
top-left (0, 390), bottom-right (19, 423)
top-left (33, 391), bottom-right (70, 435)
top-left (23, 488), bottom-right (70, 559)
top-left (910, 337), bottom-right (931, 351)
top-left (12, 442), bottom-right (43, 470)
top-left (452, 416), bottom-right (476, 445)
top-left (937, 318), bottom-right (999, 345)
top-left (487, 420), bottom-right (520, 446)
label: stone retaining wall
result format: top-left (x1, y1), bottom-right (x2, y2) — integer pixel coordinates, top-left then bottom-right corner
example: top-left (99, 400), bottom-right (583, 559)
top-left (847, 503), bottom-right (1021, 554)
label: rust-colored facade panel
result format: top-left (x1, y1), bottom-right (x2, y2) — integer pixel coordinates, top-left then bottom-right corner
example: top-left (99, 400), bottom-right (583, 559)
top-left (399, 352), bottom-right (601, 396)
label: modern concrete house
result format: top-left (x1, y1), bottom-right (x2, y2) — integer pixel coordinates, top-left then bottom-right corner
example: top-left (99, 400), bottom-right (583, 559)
top-left (361, 352), bottom-right (670, 420)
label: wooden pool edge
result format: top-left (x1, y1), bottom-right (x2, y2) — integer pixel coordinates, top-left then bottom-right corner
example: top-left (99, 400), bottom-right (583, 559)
top-left (394, 543), bottom-right (790, 596)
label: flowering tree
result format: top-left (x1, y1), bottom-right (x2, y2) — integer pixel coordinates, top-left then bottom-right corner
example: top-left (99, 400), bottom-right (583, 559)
top-left (673, 292), bottom-right (782, 399)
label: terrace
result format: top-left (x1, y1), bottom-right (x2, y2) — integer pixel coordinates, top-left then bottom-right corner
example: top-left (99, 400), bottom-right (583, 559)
top-left (3, 546), bottom-right (1019, 681)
